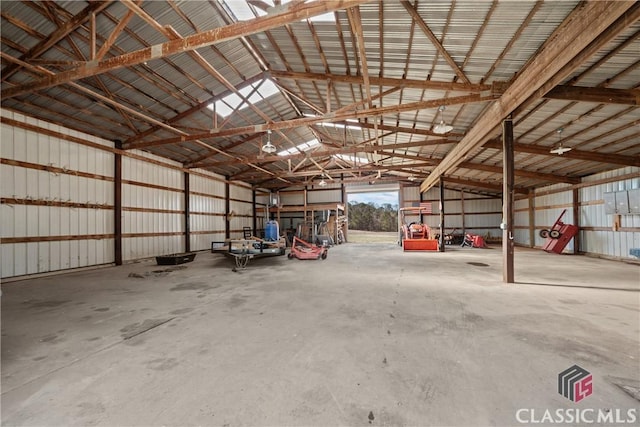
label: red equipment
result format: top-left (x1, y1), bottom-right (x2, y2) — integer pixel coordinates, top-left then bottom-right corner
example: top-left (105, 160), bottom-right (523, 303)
top-left (288, 236), bottom-right (328, 260)
top-left (461, 233), bottom-right (486, 248)
top-left (399, 207), bottom-right (439, 251)
top-left (541, 209), bottom-right (579, 254)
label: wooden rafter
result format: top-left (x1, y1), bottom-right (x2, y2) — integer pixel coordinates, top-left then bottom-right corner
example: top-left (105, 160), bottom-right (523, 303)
top-left (270, 70), bottom-right (489, 92)
top-left (482, 140), bottom-right (640, 168)
top-left (420, 1), bottom-right (639, 193)
top-left (1, 0), bottom-right (371, 100)
top-left (444, 177), bottom-right (528, 195)
top-left (400, 0), bottom-right (470, 84)
top-left (1, 1), bottom-right (113, 82)
top-left (127, 93), bottom-right (492, 150)
top-left (191, 138), bottom-right (457, 169)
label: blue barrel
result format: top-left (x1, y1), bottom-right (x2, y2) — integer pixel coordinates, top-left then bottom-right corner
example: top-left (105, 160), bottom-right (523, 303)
top-left (265, 220), bottom-right (279, 241)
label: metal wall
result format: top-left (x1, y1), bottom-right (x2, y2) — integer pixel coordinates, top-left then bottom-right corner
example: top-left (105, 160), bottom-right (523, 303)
top-left (1, 109), bottom-right (115, 278)
top-left (580, 167), bottom-right (639, 259)
top-left (122, 151), bottom-right (185, 261)
top-left (512, 168), bottom-right (639, 259)
top-left (229, 182), bottom-right (254, 236)
top-left (1, 110), bottom-right (254, 278)
top-left (400, 184), bottom-right (502, 238)
top-left (189, 170), bottom-right (226, 250)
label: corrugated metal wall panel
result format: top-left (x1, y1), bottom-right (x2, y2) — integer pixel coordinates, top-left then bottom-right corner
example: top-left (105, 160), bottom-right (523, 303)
top-left (1, 109), bottom-right (115, 278)
top-left (121, 153), bottom-right (184, 260)
top-left (579, 167), bottom-right (639, 259)
top-left (280, 191), bottom-right (304, 206)
top-left (307, 189), bottom-right (343, 204)
top-left (189, 172), bottom-right (226, 251)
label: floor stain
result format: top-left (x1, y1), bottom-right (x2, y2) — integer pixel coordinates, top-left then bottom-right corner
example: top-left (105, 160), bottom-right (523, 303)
top-left (170, 282), bottom-right (213, 292)
top-left (368, 411), bottom-right (375, 423)
top-left (87, 337), bottom-right (101, 341)
top-left (25, 300), bottom-right (70, 309)
top-left (467, 262), bottom-right (489, 267)
top-left (40, 334), bottom-right (64, 344)
top-left (120, 318), bottom-right (174, 340)
top-left (32, 356), bottom-right (47, 361)
top-left (559, 299), bottom-right (583, 305)
top-left (145, 357), bottom-right (179, 371)
top-left (170, 308), bottom-right (194, 315)
top-left (228, 294), bottom-right (249, 309)
top-left (94, 307), bottom-right (110, 312)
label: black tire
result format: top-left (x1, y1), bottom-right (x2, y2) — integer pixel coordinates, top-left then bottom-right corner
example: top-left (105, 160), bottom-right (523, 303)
top-left (539, 229), bottom-right (550, 238)
top-left (549, 230), bottom-right (561, 239)
top-left (287, 253), bottom-right (294, 259)
top-left (321, 251), bottom-right (328, 260)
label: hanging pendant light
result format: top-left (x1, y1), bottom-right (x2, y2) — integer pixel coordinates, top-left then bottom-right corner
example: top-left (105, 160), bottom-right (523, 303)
top-left (433, 105), bottom-right (454, 135)
top-left (550, 128), bottom-right (571, 155)
top-left (262, 130), bottom-right (276, 154)
top-left (318, 174), bottom-right (327, 187)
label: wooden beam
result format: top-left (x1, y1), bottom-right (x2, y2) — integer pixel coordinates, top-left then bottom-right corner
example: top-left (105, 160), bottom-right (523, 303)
top-left (96, 3), bottom-right (138, 60)
top-left (502, 117), bottom-right (515, 283)
top-left (420, 1), bottom-right (638, 193)
top-left (348, 120), bottom-right (464, 138)
top-left (129, 93), bottom-right (490, 150)
top-left (482, 140), bottom-right (640, 167)
top-left (274, 162), bottom-right (435, 178)
top-left (125, 72), bottom-right (265, 145)
top-left (458, 162), bottom-right (580, 184)
top-left (544, 85), bottom-right (640, 105)
top-left (400, 0), bottom-right (470, 84)
top-left (1, 1), bottom-right (113, 82)
top-left (270, 70), bottom-right (490, 92)
top-left (1, 0), bottom-right (371, 100)
top-left (443, 177), bottom-right (528, 195)
top-left (195, 138), bottom-right (453, 169)
top-left (114, 140), bottom-right (123, 265)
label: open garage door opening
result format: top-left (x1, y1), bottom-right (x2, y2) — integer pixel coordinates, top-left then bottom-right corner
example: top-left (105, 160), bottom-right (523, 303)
top-left (346, 185), bottom-right (399, 244)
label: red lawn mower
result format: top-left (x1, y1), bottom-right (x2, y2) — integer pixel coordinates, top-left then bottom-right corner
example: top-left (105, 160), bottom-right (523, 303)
top-left (288, 236), bottom-right (328, 260)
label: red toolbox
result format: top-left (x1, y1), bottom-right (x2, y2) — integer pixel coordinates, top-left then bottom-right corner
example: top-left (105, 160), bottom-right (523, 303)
top-left (542, 210), bottom-right (579, 254)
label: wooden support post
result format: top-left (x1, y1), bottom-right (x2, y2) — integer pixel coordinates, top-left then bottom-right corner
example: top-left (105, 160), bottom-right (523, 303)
top-left (460, 191), bottom-right (466, 235)
top-left (528, 190), bottom-right (535, 248)
top-left (573, 188), bottom-right (580, 254)
top-left (502, 116), bottom-right (515, 283)
top-left (114, 140), bottom-right (122, 265)
top-left (252, 189), bottom-right (257, 236)
top-left (419, 187), bottom-right (424, 224)
top-left (225, 177), bottom-right (230, 239)
top-left (439, 177), bottom-right (445, 252)
top-left (184, 171), bottom-right (191, 253)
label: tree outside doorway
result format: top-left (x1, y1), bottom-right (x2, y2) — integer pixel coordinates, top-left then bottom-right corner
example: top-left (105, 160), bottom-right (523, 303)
top-left (347, 191), bottom-right (399, 243)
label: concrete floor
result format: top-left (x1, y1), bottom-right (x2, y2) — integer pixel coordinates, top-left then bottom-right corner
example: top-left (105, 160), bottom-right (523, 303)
top-left (1, 243), bottom-right (639, 426)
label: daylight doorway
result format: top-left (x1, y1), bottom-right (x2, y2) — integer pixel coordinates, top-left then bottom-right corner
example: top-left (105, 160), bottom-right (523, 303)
top-left (346, 186), bottom-right (399, 244)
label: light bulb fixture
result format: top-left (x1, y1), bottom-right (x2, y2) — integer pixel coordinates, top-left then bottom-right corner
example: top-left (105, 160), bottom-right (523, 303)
top-left (433, 105), bottom-right (454, 135)
top-left (408, 175), bottom-right (416, 181)
top-left (261, 130), bottom-right (276, 154)
top-left (318, 175), bottom-right (327, 187)
top-left (550, 128), bottom-right (571, 155)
